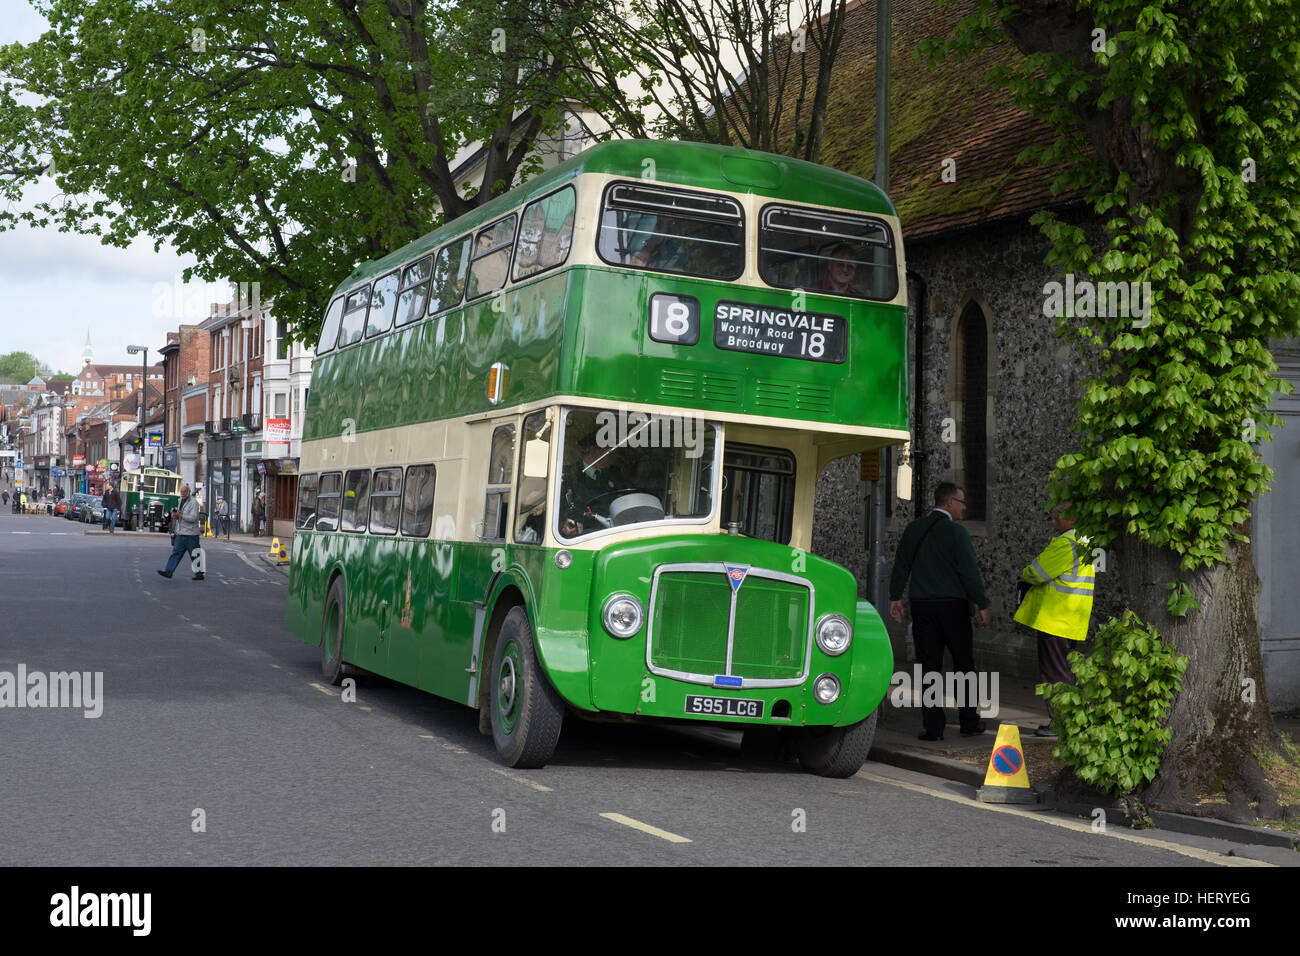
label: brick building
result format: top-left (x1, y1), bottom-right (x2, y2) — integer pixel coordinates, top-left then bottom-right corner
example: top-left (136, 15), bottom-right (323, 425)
top-left (159, 325), bottom-right (212, 489)
top-left (200, 299), bottom-right (266, 530)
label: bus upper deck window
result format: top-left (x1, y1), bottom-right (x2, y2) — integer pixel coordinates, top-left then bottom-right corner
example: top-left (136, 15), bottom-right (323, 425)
top-left (758, 205), bottom-right (898, 301)
top-left (428, 237), bottom-right (470, 315)
top-left (337, 287), bottom-right (371, 347)
top-left (396, 256), bottom-right (432, 327)
top-left (317, 297), bottom-right (344, 354)
top-left (467, 215), bottom-right (517, 301)
top-left (597, 182), bottom-right (744, 281)
top-left (365, 272), bottom-right (400, 339)
top-left (514, 186), bottom-right (576, 281)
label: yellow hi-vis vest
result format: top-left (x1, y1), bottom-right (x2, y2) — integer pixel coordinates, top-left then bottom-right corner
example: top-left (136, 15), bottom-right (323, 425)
top-left (1013, 529), bottom-right (1095, 641)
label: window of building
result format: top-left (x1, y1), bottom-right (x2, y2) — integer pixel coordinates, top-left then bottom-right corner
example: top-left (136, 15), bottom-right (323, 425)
top-left (467, 215), bottom-right (517, 301)
top-left (400, 464), bottom-right (436, 537)
top-left (369, 468), bottom-right (402, 535)
top-left (514, 186), bottom-right (577, 281)
top-left (597, 182), bottom-right (744, 280)
top-left (955, 302), bottom-right (988, 521)
top-left (273, 392), bottom-right (287, 418)
top-left (341, 469), bottom-right (371, 532)
top-left (428, 237), bottom-right (471, 315)
top-left (396, 256), bottom-right (432, 327)
top-left (482, 424), bottom-right (515, 540)
top-left (276, 318), bottom-right (289, 360)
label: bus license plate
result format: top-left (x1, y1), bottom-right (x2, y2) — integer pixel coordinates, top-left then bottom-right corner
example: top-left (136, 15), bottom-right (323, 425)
top-left (685, 695), bottom-right (764, 718)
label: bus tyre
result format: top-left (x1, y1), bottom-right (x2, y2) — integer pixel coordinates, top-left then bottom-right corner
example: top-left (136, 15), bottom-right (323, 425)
top-left (490, 607), bottom-right (563, 769)
top-left (321, 578), bottom-right (347, 686)
top-left (795, 711), bottom-right (877, 778)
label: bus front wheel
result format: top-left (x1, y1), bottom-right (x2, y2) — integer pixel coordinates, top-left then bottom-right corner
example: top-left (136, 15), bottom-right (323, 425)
top-left (321, 578), bottom-right (347, 686)
top-left (795, 711), bottom-right (878, 778)
top-left (490, 606), bottom-right (563, 769)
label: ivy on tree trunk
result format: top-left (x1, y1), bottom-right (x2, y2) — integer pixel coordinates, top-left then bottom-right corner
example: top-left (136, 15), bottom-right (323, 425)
top-left (926, 0), bottom-right (1300, 820)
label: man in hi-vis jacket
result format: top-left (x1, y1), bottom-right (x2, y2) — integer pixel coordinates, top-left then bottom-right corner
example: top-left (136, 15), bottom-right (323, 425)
top-left (1015, 502), bottom-right (1096, 736)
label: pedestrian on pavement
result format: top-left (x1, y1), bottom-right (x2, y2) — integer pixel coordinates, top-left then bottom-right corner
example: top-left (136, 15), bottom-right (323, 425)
top-left (216, 495), bottom-right (228, 536)
top-left (888, 481), bottom-right (992, 741)
top-left (102, 482), bottom-right (122, 534)
top-left (251, 489), bottom-right (265, 537)
top-left (2, 491), bottom-right (8, 507)
top-left (159, 483), bottom-right (204, 580)
top-left (1014, 502), bottom-right (1096, 736)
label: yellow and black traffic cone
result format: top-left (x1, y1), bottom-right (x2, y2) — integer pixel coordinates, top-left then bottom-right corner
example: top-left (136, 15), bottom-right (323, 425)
top-left (975, 723), bottom-right (1039, 804)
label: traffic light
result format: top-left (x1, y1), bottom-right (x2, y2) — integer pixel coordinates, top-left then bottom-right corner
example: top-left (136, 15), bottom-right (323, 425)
top-left (131, 435), bottom-right (143, 448)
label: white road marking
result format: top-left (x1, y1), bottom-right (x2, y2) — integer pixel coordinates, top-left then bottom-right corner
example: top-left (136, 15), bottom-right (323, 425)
top-left (235, 550), bottom-right (269, 574)
top-left (855, 770), bottom-right (1272, 867)
top-left (491, 768), bottom-right (553, 792)
top-left (600, 813), bottom-right (692, 844)
top-left (11, 531), bottom-right (31, 534)
top-left (50, 532), bottom-right (67, 535)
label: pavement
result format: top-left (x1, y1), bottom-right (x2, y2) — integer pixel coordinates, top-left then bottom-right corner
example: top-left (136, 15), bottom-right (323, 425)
top-left (871, 669), bottom-right (1300, 853)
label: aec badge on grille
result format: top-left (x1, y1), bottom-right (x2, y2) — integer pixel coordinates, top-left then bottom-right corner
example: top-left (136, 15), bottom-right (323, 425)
top-left (724, 564), bottom-right (749, 592)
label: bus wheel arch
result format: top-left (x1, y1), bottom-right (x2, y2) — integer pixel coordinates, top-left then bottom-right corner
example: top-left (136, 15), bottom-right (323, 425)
top-left (486, 603), bottom-right (563, 768)
top-left (321, 572), bottom-right (347, 686)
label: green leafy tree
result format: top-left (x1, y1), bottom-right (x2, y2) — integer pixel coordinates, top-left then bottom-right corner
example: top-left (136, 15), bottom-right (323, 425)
top-left (0, 0), bottom-right (590, 345)
top-left (552, 0), bottom-right (851, 163)
top-left (0, 350), bottom-right (44, 382)
top-left (928, 0), bottom-right (1299, 819)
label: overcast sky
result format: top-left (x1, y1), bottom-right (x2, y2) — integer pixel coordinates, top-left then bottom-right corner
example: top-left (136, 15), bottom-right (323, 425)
top-left (0, 0), bottom-right (207, 377)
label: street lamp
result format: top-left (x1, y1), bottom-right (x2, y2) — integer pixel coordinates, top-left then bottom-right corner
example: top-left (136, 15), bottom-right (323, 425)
top-left (126, 345), bottom-right (148, 470)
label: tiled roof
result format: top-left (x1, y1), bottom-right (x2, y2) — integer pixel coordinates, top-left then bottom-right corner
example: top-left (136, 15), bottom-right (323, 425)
top-left (778, 0), bottom-right (1085, 240)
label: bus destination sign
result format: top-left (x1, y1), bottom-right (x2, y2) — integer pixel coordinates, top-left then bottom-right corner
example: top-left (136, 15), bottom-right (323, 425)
top-left (713, 300), bottom-right (847, 363)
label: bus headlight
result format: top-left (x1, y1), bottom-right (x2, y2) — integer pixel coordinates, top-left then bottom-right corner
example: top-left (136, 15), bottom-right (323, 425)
top-left (816, 614), bottom-right (853, 656)
top-left (554, 549), bottom-right (573, 569)
top-left (813, 674), bottom-right (841, 704)
top-left (602, 594), bottom-right (643, 639)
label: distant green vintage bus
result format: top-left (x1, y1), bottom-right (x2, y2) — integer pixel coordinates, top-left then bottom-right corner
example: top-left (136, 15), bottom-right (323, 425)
top-left (287, 139), bottom-right (909, 775)
top-left (120, 467), bottom-right (181, 532)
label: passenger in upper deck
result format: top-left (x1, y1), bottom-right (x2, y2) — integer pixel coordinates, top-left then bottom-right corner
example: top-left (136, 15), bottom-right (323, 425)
top-left (820, 243), bottom-right (862, 296)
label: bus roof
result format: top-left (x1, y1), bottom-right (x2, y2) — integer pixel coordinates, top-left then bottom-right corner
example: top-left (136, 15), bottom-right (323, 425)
top-left (334, 140), bottom-right (898, 297)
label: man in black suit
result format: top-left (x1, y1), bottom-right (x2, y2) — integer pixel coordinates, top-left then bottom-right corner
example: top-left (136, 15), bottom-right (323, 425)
top-left (889, 481), bottom-right (991, 740)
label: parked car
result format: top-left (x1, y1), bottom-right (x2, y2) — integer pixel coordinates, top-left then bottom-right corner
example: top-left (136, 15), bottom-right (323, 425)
top-left (54, 499), bottom-right (69, 516)
top-left (65, 493), bottom-right (91, 521)
top-left (83, 495), bottom-right (104, 525)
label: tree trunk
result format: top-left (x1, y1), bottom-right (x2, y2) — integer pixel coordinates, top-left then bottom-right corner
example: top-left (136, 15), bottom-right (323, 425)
top-left (1111, 529), bottom-right (1283, 820)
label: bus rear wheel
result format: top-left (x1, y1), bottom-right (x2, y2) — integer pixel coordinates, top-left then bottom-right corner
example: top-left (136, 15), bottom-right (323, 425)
top-left (321, 578), bottom-right (347, 686)
top-left (795, 710), bottom-right (878, 778)
top-left (490, 606), bottom-right (563, 769)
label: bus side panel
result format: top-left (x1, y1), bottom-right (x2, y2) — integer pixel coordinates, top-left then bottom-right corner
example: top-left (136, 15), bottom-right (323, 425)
top-left (412, 538), bottom-right (476, 703)
top-left (530, 546), bottom-right (598, 711)
top-left (844, 600), bottom-right (895, 725)
top-left (287, 530), bottom-right (329, 646)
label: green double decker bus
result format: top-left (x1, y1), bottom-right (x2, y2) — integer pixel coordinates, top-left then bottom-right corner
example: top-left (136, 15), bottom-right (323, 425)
top-left (120, 467), bottom-right (182, 531)
top-left (288, 140), bottom-right (908, 776)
